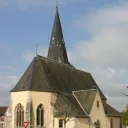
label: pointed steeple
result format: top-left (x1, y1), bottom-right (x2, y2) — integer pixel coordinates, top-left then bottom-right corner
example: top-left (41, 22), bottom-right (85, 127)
top-left (47, 6), bottom-right (69, 64)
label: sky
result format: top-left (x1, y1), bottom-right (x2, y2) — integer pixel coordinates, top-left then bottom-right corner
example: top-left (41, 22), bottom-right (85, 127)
top-left (0, 0), bottom-right (128, 112)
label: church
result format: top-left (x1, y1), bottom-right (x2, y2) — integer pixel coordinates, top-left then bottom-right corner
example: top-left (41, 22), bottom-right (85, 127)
top-left (1, 5), bottom-right (121, 128)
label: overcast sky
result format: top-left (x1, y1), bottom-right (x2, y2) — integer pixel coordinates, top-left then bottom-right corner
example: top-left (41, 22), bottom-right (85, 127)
top-left (0, 0), bottom-right (128, 112)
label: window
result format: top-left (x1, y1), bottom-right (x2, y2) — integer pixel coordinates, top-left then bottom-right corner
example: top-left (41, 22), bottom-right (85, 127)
top-left (59, 119), bottom-right (63, 128)
top-left (110, 118), bottom-right (113, 128)
top-left (97, 101), bottom-right (99, 107)
top-left (15, 103), bottom-right (24, 127)
top-left (36, 104), bottom-right (44, 127)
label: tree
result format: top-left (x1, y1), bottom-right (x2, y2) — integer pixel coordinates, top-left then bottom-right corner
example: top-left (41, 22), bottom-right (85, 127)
top-left (121, 92), bottom-right (128, 97)
top-left (121, 86), bottom-right (128, 96)
top-left (122, 108), bottom-right (128, 126)
top-left (121, 86), bottom-right (128, 126)
top-left (51, 102), bottom-right (78, 128)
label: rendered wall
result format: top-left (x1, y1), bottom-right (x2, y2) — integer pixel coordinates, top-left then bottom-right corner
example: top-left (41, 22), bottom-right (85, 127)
top-left (89, 91), bottom-right (121, 128)
top-left (11, 91), bottom-right (57, 128)
top-left (11, 91), bottom-right (29, 128)
top-left (108, 117), bottom-right (121, 128)
top-left (54, 117), bottom-right (89, 128)
top-left (30, 91), bottom-right (57, 128)
top-left (89, 91), bottom-right (110, 128)
top-left (76, 118), bottom-right (89, 128)
top-left (54, 118), bottom-right (76, 128)
top-left (11, 91), bottom-right (121, 128)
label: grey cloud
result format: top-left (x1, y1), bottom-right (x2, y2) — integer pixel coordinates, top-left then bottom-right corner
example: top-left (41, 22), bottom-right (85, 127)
top-left (0, 75), bottom-right (19, 106)
top-left (70, 1), bottom-right (128, 111)
top-left (0, 0), bottom-right (9, 8)
top-left (73, 3), bottom-right (128, 69)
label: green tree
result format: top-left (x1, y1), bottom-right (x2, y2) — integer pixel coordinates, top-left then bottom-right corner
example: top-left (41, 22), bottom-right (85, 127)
top-left (121, 86), bottom-right (128, 127)
top-left (122, 108), bottom-right (128, 126)
top-left (51, 103), bottom-right (77, 128)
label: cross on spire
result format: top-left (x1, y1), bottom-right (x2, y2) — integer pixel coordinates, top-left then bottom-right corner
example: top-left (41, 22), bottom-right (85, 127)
top-left (56, 0), bottom-right (58, 9)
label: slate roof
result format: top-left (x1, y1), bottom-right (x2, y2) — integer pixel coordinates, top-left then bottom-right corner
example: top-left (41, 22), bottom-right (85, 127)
top-left (0, 107), bottom-right (7, 116)
top-left (47, 7), bottom-right (70, 64)
top-left (102, 101), bottom-right (121, 117)
top-left (11, 55), bottom-right (106, 100)
top-left (74, 90), bottom-right (97, 115)
top-left (55, 91), bottom-right (121, 118)
top-left (55, 93), bottom-right (88, 118)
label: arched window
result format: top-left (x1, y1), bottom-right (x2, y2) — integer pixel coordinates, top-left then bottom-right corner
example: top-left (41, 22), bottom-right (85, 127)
top-left (15, 103), bottom-right (24, 127)
top-left (36, 104), bottom-right (44, 127)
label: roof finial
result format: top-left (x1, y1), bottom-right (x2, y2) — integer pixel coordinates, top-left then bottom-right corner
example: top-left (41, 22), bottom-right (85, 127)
top-left (56, 0), bottom-right (58, 9)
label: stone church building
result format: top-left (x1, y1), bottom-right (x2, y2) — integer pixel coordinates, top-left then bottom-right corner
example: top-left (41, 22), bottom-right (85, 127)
top-left (1, 6), bottom-right (121, 128)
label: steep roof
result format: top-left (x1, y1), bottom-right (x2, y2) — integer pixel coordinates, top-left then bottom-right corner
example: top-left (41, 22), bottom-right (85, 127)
top-left (55, 93), bottom-right (88, 118)
top-left (74, 90), bottom-right (97, 115)
top-left (11, 55), bottom-right (106, 100)
top-left (102, 101), bottom-right (121, 117)
top-left (47, 7), bottom-right (70, 65)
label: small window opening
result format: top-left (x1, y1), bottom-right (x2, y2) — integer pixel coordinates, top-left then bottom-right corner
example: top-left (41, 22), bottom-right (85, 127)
top-left (97, 101), bottom-right (99, 107)
top-left (59, 119), bottom-right (63, 128)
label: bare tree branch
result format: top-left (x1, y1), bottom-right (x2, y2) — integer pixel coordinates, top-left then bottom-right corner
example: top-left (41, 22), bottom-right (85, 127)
top-left (51, 102), bottom-right (77, 128)
top-left (121, 92), bottom-right (128, 96)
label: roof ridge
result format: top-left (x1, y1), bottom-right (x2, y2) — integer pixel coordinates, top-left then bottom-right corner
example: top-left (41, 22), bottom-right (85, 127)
top-left (37, 55), bottom-right (91, 74)
top-left (73, 89), bottom-right (98, 93)
top-left (60, 93), bottom-right (88, 117)
top-left (37, 55), bottom-right (73, 67)
top-left (60, 92), bottom-right (72, 95)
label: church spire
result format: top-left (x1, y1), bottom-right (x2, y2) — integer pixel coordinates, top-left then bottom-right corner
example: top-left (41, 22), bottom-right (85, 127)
top-left (47, 5), bottom-right (69, 64)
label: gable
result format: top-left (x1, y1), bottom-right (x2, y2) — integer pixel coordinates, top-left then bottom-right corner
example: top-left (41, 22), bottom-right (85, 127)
top-left (55, 93), bottom-right (88, 118)
top-left (89, 91), bottom-right (110, 127)
top-left (90, 91), bottom-right (106, 116)
top-left (73, 89), bottom-right (97, 115)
